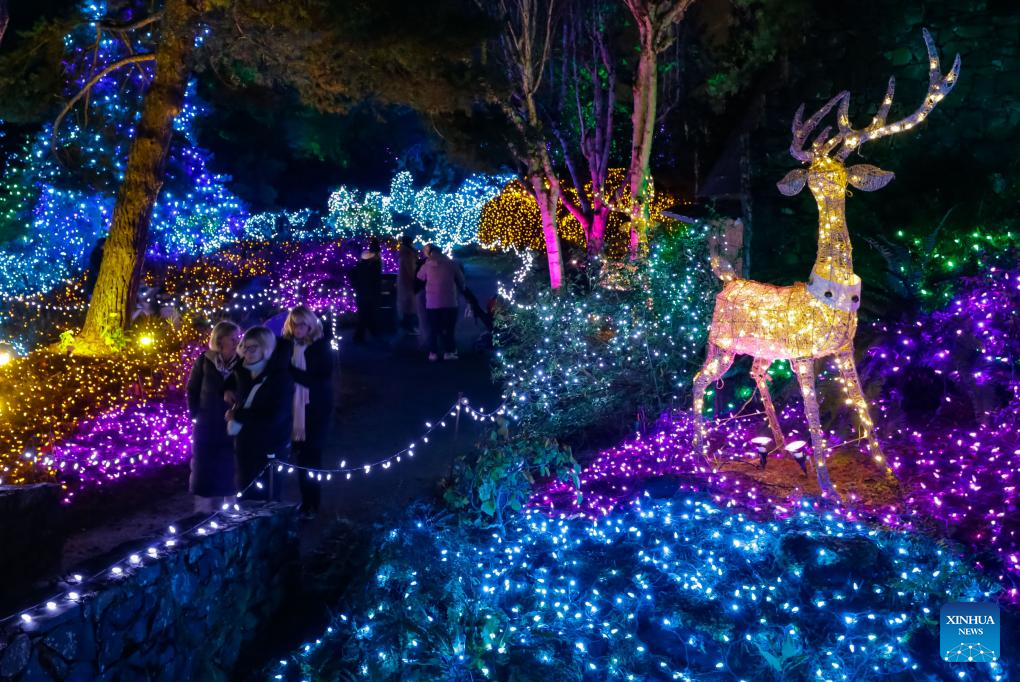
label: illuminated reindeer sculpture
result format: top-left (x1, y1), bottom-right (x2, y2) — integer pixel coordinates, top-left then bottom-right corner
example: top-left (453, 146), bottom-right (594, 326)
top-left (693, 30), bottom-right (960, 493)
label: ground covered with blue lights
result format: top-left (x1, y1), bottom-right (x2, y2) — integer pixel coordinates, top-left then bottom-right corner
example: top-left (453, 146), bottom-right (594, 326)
top-left (272, 493), bottom-right (1015, 681)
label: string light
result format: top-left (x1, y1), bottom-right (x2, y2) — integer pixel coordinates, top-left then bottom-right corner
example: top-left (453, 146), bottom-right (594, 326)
top-left (267, 397), bottom-right (507, 482)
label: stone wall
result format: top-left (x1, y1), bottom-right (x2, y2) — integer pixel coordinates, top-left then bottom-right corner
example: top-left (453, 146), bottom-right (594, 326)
top-left (0, 485), bottom-right (64, 612)
top-left (0, 504), bottom-right (297, 681)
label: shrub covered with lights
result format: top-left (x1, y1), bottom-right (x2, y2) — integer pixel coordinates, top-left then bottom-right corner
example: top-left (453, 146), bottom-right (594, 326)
top-left (443, 435), bottom-right (580, 531)
top-left (322, 171), bottom-right (511, 251)
top-left (272, 494), bottom-right (1007, 681)
top-left (866, 226), bottom-right (1020, 312)
top-left (493, 223), bottom-right (716, 441)
top-left (478, 171), bottom-right (686, 260)
top-left (860, 264), bottom-right (1020, 427)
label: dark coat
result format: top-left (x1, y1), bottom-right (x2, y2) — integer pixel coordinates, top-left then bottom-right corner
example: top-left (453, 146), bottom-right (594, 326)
top-left (351, 255), bottom-right (382, 301)
top-left (276, 337), bottom-right (335, 449)
top-left (186, 351), bottom-right (238, 497)
top-left (228, 361), bottom-right (294, 491)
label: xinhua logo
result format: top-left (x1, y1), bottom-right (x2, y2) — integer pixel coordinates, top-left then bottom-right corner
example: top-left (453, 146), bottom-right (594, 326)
top-left (940, 602), bottom-right (1000, 663)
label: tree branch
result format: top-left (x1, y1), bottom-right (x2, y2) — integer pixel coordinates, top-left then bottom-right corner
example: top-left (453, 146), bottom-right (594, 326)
top-left (51, 53), bottom-right (157, 157)
top-left (98, 12), bottom-right (164, 33)
top-left (0, 0), bottom-right (9, 49)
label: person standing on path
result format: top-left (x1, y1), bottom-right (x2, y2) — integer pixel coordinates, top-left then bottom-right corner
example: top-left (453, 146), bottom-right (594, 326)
top-left (279, 305), bottom-right (334, 519)
top-left (351, 243), bottom-right (382, 343)
top-left (396, 234), bottom-right (420, 335)
top-left (186, 320), bottom-right (241, 512)
top-left (226, 326), bottom-right (294, 500)
top-left (417, 244), bottom-right (464, 361)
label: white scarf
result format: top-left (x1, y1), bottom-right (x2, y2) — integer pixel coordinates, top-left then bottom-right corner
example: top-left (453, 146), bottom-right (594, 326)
top-left (292, 342), bottom-right (310, 442)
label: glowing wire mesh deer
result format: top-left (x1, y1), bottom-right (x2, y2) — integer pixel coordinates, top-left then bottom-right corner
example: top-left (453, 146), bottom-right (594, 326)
top-left (693, 30), bottom-right (960, 494)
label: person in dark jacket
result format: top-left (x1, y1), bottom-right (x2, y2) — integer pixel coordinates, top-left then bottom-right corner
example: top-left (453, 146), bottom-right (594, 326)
top-left (226, 326), bottom-right (294, 501)
top-left (280, 305), bottom-right (334, 518)
top-left (186, 320), bottom-right (241, 512)
top-left (350, 247), bottom-right (382, 343)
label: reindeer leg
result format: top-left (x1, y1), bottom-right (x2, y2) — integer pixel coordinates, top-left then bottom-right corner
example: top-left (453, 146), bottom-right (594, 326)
top-left (750, 357), bottom-right (785, 468)
top-left (692, 344), bottom-right (735, 458)
top-left (834, 352), bottom-right (890, 473)
top-left (792, 358), bottom-right (837, 496)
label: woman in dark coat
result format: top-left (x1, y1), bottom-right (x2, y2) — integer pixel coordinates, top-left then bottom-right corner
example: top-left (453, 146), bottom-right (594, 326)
top-left (280, 305), bottom-right (334, 518)
top-left (226, 326), bottom-right (294, 501)
top-left (186, 321), bottom-right (241, 512)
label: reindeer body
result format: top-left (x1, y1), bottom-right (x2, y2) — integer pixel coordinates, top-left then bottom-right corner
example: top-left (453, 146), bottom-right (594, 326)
top-left (709, 280), bottom-right (855, 361)
top-left (692, 30), bottom-right (960, 495)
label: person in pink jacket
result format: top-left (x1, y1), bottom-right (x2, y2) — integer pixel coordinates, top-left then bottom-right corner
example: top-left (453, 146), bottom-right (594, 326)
top-left (417, 244), bottom-right (465, 361)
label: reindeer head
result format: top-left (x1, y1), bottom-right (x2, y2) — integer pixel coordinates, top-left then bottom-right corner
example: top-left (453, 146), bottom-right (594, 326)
top-left (778, 29), bottom-right (960, 201)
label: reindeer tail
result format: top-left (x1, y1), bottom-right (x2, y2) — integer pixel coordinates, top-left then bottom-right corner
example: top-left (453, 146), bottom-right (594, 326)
top-left (708, 217), bottom-right (744, 282)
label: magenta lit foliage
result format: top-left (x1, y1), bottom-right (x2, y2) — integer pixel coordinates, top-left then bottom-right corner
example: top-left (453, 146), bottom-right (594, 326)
top-left (217, 239), bottom-right (399, 318)
top-left (44, 400), bottom-right (192, 505)
top-left (535, 267), bottom-right (1020, 601)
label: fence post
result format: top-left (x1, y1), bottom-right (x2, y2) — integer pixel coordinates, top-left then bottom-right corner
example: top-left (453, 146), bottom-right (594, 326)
top-left (267, 453), bottom-right (277, 501)
top-left (454, 392), bottom-right (463, 442)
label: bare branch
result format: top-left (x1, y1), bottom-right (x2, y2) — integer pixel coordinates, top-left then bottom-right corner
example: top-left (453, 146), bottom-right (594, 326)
top-left (0, 0), bottom-right (9, 49)
top-left (98, 11), bottom-right (164, 33)
top-left (51, 53), bottom-right (157, 157)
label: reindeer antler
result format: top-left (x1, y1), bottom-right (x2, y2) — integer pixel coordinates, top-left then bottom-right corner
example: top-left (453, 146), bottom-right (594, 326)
top-left (789, 91), bottom-right (849, 162)
top-left (831, 28), bottom-right (960, 160)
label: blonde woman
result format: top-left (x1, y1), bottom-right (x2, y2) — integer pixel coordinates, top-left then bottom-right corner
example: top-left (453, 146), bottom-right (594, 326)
top-left (225, 326), bottom-right (294, 500)
top-left (187, 321), bottom-right (241, 512)
top-left (280, 305), bottom-right (334, 518)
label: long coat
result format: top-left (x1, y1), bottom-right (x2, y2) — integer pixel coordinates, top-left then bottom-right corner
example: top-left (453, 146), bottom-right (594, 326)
top-left (227, 362), bottom-right (294, 492)
top-left (396, 246), bottom-right (419, 317)
top-left (276, 337), bottom-right (335, 449)
top-left (186, 351), bottom-right (238, 497)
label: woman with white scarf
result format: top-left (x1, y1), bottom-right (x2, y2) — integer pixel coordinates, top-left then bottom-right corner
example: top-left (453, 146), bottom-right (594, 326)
top-left (225, 326), bottom-right (294, 501)
top-left (279, 306), bottom-right (335, 519)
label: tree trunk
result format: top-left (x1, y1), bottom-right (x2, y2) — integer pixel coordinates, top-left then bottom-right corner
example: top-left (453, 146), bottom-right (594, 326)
top-left (626, 29), bottom-right (657, 259)
top-left (0, 0), bottom-right (8, 48)
top-left (530, 175), bottom-right (564, 289)
top-left (621, 0), bottom-right (693, 259)
top-left (76, 0), bottom-right (201, 353)
top-left (587, 203), bottom-right (610, 256)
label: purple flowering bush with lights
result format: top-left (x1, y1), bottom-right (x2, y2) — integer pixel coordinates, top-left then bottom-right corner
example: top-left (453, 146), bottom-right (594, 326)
top-left (272, 495), bottom-right (1009, 681)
